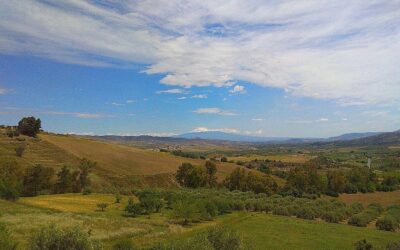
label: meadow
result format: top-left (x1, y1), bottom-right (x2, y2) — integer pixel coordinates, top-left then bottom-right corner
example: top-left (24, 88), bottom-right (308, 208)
top-left (2, 193), bottom-right (400, 249)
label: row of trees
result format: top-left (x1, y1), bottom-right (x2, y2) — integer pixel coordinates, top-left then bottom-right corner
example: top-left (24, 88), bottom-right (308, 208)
top-left (283, 166), bottom-right (399, 197)
top-left (0, 158), bottom-right (95, 200)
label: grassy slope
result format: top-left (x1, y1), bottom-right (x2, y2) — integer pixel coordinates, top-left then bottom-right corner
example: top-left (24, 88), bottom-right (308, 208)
top-left (338, 190), bottom-right (400, 207)
top-left (5, 194), bottom-right (400, 250)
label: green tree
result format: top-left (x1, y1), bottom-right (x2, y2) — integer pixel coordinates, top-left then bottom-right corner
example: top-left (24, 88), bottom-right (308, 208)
top-left (0, 160), bottom-right (22, 201)
top-left (176, 163), bottom-right (207, 188)
top-left (97, 203), bottom-right (108, 212)
top-left (22, 164), bottom-right (54, 196)
top-left (55, 166), bottom-right (73, 194)
top-left (78, 158), bottom-right (96, 192)
top-left (354, 239), bottom-right (373, 250)
top-left (170, 200), bottom-right (199, 225)
top-left (327, 170), bottom-right (346, 194)
top-left (18, 117), bottom-right (41, 137)
top-left (205, 161), bottom-right (217, 187)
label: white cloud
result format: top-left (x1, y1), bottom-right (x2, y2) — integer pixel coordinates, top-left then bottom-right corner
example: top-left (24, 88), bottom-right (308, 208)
top-left (252, 118), bottom-right (264, 121)
top-left (0, 88), bottom-right (7, 94)
top-left (229, 85), bottom-right (246, 94)
top-left (177, 96), bottom-right (187, 100)
top-left (191, 94), bottom-right (208, 99)
top-left (111, 102), bottom-right (125, 106)
top-left (156, 88), bottom-right (187, 94)
top-left (192, 127), bottom-right (239, 133)
top-left (193, 107), bottom-right (237, 116)
top-left (317, 118), bottom-right (329, 122)
top-left (1, 1), bottom-right (399, 104)
top-left (126, 100), bottom-right (135, 104)
top-left (44, 111), bottom-right (111, 119)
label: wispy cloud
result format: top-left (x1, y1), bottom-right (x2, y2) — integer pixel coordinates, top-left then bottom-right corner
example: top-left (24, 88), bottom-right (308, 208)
top-left (111, 102), bottom-right (125, 106)
top-left (156, 88), bottom-right (187, 94)
top-left (44, 111), bottom-right (112, 119)
top-left (192, 127), bottom-right (239, 133)
top-left (193, 108), bottom-right (237, 116)
top-left (126, 100), bottom-right (135, 104)
top-left (0, 88), bottom-right (7, 94)
top-left (252, 118), bottom-right (264, 121)
top-left (229, 85), bottom-right (246, 94)
top-left (191, 94), bottom-right (208, 99)
top-left (1, 1), bottom-right (399, 104)
top-left (177, 96), bottom-right (187, 100)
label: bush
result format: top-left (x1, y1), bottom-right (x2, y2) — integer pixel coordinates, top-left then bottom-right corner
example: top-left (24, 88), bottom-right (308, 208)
top-left (113, 239), bottom-right (136, 250)
top-left (354, 239), bottom-right (373, 250)
top-left (125, 198), bottom-right (142, 217)
top-left (349, 203), bottom-right (383, 227)
top-left (28, 224), bottom-right (101, 250)
top-left (97, 203), bottom-right (108, 212)
top-left (14, 145), bottom-right (25, 157)
top-left (376, 205), bottom-right (400, 231)
top-left (0, 222), bottom-right (18, 250)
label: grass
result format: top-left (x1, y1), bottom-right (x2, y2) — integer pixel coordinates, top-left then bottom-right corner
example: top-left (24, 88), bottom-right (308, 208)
top-left (2, 193), bottom-right (400, 249)
top-left (338, 190), bottom-right (400, 208)
top-left (226, 213), bottom-right (399, 250)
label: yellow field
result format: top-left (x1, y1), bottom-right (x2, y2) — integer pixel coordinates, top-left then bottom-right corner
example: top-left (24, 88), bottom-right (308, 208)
top-left (229, 154), bottom-right (312, 164)
top-left (19, 193), bottom-right (133, 214)
top-left (338, 190), bottom-right (400, 207)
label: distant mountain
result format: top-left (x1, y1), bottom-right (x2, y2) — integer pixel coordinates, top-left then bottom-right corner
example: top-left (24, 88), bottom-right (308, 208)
top-left (327, 132), bottom-right (383, 141)
top-left (334, 130), bottom-right (400, 146)
top-left (177, 131), bottom-right (294, 142)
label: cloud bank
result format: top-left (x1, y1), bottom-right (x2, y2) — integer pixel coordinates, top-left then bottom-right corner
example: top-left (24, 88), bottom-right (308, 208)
top-left (1, 1), bottom-right (399, 104)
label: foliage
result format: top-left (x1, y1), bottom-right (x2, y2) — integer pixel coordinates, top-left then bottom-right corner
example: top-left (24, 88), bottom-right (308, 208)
top-left (22, 164), bottom-right (54, 196)
top-left (376, 205), bottom-right (400, 231)
top-left (112, 239), bottom-right (136, 250)
top-left (0, 222), bottom-right (18, 250)
top-left (18, 116), bottom-right (41, 137)
top-left (349, 203), bottom-right (383, 227)
top-left (354, 239), bottom-right (373, 250)
top-left (78, 158), bottom-right (96, 192)
top-left (97, 203), bottom-right (108, 212)
top-left (176, 162), bottom-right (217, 188)
top-left (14, 145), bottom-right (25, 157)
top-left (0, 160), bottom-right (22, 201)
top-left (224, 168), bottom-right (277, 194)
top-left (28, 224), bottom-right (102, 250)
top-left (55, 166), bottom-right (75, 194)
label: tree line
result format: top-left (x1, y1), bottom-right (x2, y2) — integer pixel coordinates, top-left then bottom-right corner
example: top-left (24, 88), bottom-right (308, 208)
top-left (0, 158), bottom-right (96, 201)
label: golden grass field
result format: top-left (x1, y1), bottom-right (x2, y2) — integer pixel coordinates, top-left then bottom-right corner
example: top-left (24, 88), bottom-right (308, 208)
top-left (338, 190), bottom-right (400, 207)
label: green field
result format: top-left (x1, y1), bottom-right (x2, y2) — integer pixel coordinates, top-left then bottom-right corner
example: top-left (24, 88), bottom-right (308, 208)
top-left (1, 193), bottom-right (399, 249)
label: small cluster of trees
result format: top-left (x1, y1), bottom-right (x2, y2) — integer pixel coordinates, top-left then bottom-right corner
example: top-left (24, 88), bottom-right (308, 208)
top-left (0, 158), bottom-right (96, 201)
top-left (282, 166), bottom-right (399, 197)
top-left (125, 190), bottom-right (163, 217)
top-left (223, 168), bottom-right (278, 195)
top-left (348, 203), bottom-right (383, 227)
top-left (175, 161), bottom-right (217, 188)
top-left (376, 205), bottom-right (400, 231)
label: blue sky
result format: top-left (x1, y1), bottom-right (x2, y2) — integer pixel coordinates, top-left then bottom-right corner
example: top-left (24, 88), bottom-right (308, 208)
top-left (0, 1), bottom-right (399, 137)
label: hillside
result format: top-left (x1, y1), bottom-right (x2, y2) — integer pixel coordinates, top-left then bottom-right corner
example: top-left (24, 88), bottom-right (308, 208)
top-left (333, 130), bottom-right (400, 146)
top-left (1, 132), bottom-right (257, 190)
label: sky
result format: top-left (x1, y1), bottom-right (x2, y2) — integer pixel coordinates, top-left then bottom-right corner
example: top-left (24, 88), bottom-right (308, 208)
top-left (0, 0), bottom-right (399, 138)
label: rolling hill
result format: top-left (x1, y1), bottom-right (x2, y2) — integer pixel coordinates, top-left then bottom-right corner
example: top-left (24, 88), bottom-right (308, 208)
top-left (0, 131), bottom-right (262, 190)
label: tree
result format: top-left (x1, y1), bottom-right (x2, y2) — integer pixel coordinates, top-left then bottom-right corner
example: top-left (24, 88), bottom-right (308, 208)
top-left (115, 193), bottom-right (122, 203)
top-left (23, 164), bottom-right (54, 196)
top-left (97, 203), bottom-right (108, 212)
top-left (78, 158), bottom-right (96, 192)
top-left (18, 117), bottom-right (41, 137)
top-left (125, 198), bottom-right (142, 217)
top-left (0, 160), bottom-right (23, 201)
top-left (170, 200), bottom-right (199, 225)
top-left (327, 170), bottom-right (346, 194)
top-left (28, 224), bottom-right (102, 250)
top-left (354, 239), bottom-right (373, 250)
top-left (205, 161), bottom-right (217, 187)
top-left (176, 163), bottom-right (207, 188)
top-left (55, 166), bottom-right (73, 194)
